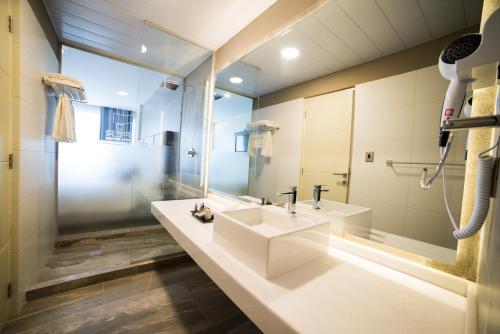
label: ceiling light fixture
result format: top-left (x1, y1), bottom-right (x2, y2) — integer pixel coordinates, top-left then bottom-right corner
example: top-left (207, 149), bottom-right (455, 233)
top-left (281, 47), bottom-right (300, 59)
top-left (117, 91), bottom-right (129, 96)
top-left (141, 45), bottom-right (147, 53)
top-left (229, 77), bottom-right (243, 84)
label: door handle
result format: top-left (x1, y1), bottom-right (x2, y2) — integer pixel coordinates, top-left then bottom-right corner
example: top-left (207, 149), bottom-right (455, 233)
top-left (186, 148), bottom-right (196, 157)
top-left (332, 172), bottom-right (349, 185)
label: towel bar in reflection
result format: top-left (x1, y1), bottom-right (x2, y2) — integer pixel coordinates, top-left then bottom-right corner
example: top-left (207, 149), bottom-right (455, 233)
top-left (386, 160), bottom-right (466, 167)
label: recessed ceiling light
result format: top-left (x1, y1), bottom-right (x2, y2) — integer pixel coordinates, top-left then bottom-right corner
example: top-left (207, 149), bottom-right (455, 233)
top-left (281, 47), bottom-right (300, 59)
top-left (229, 77), bottom-right (243, 84)
top-left (224, 93), bottom-right (231, 98)
top-left (141, 45), bottom-right (147, 53)
top-left (117, 91), bottom-right (128, 96)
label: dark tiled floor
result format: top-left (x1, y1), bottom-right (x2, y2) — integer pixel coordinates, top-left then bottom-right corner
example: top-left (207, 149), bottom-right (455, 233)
top-left (3, 261), bottom-right (262, 334)
top-left (38, 228), bottom-right (184, 283)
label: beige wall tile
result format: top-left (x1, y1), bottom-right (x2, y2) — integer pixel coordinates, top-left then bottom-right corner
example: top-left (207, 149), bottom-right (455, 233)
top-left (355, 71), bottom-right (416, 110)
top-left (350, 167), bottom-right (411, 207)
top-left (407, 167), bottom-right (465, 216)
top-left (353, 104), bottom-right (415, 140)
top-left (349, 196), bottom-right (407, 235)
top-left (13, 236), bottom-right (40, 309)
top-left (11, 97), bottom-right (46, 152)
top-left (12, 150), bottom-right (44, 202)
top-left (0, 163), bottom-right (9, 252)
top-left (0, 70), bottom-right (10, 161)
top-left (276, 151), bottom-right (301, 187)
top-left (0, 245), bottom-right (11, 328)
top-left (415, 65), bottom-right (449, 103)
top-left (351, 138), bottom-right (412, 172)
top-left (404, 208), bottom-right (457, 249)
top-left (0, 0), bottom-right (11, 77)
top-left (411, 137), bottom-right (467, 165)
top-left (12, 193), bottom-right (40, 253)
top-left (413, 101), bottom-right (442, 139)
top-left (407, 169), bottom-right (446, 214)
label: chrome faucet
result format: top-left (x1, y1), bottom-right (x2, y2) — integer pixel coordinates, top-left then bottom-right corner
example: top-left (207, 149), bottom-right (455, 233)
top-left (313, 185), bottom-right (329, 209)
top-left (276, 186), bottom-right (297, 214)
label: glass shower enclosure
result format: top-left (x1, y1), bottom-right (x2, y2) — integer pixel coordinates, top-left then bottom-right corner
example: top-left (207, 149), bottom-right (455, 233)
top-left (58, 24), bottom-right (213, 235)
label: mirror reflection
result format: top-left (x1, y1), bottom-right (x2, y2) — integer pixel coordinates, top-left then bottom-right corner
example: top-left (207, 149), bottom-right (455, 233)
top-left (210, 0), bottom-right (483, 266)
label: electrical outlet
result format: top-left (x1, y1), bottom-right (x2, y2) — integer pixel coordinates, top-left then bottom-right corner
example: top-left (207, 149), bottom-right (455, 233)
top-left (365, 152), bottom-right (374, 162)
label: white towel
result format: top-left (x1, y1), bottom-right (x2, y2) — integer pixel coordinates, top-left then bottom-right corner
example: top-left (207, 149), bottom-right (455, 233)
top-left (248, 131), bottom-right (272, 157)
top-left (43, 73), bottom-right (83, 89)
top-left (246, 120), bottom-right (278, 131)
top-left (51, 93), bottom-right (76, 143)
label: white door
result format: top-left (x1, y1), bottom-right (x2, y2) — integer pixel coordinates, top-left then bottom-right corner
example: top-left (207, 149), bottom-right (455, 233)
top-left (300, 89), bottom-right (354, 202)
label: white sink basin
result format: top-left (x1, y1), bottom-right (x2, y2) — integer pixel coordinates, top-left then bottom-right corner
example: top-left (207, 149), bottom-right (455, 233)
top-left (213, 206), bottom-right (331, 279)
top-left (297, 200), bottom-right (372, 238)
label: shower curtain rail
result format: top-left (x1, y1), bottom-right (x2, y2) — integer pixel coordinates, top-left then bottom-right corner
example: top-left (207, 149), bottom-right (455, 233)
top-left (386, 160), bottom-right (466, 167)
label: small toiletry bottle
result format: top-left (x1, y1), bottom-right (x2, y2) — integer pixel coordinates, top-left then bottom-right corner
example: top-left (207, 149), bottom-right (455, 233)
top-left (204, 208), bottom-right (212, 220)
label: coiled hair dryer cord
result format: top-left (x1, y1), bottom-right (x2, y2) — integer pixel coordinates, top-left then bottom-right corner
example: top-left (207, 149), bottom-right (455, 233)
top-left (451, 138), bottom-right (499, 239)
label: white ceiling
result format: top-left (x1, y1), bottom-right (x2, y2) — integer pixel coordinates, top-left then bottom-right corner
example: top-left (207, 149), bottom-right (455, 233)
top-left (217, 0), bottom-right (483, 97)
top-left (43, 0), bottom-right (277, 74)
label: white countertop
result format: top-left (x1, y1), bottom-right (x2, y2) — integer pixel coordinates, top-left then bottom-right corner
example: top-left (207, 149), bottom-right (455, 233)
top-left (152, 198), bottom-right (468, 334)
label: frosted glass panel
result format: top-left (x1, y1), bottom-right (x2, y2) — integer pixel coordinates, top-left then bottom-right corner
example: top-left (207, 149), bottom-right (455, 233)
top-left (58, 104), bottom-right (138, 232)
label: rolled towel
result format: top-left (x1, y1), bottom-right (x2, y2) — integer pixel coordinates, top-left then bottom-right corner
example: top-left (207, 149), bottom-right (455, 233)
top-left (246, 120), bottom-right (278, 131)
top-left (43, 73), bottom-right (83, 89)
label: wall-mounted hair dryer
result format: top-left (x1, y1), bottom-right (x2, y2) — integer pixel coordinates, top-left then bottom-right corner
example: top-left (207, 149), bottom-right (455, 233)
top-left (438, 34), bottom-right (482, 147)
top-left (420, 8), bottom-right (500, 240)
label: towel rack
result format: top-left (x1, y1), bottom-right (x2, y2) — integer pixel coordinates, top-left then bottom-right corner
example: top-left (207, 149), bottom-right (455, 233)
top-left (386, 160), bottom-right (465, 167)
top-left (43, 77), bottom-right (87, 103)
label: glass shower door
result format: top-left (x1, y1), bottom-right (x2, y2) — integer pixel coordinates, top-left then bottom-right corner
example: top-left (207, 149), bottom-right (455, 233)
top-left (178, 55), bottom-right (214, 198)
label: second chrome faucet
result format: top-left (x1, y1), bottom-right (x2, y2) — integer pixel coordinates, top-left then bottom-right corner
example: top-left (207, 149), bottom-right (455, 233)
top-left (276, 186), bottom-right (298, 214)
top-left (313, 184), bottom-right (329, 209)
top-left (275, 184), bottom-right (329, 213)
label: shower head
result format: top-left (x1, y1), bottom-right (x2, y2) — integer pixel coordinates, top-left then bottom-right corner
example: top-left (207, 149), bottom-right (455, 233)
top-left (161, 80), bottom-right (180, 91)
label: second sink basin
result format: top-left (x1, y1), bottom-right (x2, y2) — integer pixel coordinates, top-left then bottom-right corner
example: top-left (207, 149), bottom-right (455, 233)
top-left (213, 206), bottom-right (331, 279)
top-left (297, 200), bottom-right (372, 238)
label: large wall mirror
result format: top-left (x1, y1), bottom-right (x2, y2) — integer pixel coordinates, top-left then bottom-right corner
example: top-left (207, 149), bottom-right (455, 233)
top-left (209, 0), bottom-right (483, 273)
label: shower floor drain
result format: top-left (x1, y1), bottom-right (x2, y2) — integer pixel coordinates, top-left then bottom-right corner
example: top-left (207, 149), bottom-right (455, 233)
top-left (88, 250), bottom-right (102, 256)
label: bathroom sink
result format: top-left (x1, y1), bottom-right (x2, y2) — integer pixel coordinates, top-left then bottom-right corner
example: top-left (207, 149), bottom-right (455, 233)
top-left (213, 206), bottom-right (331, 278)
top-left (297, 200), bottom-right (373, 238)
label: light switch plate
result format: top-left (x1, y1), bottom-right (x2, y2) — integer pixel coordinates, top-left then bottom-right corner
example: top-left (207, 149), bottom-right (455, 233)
top-left (365, 152), bottom-right (374, 162)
